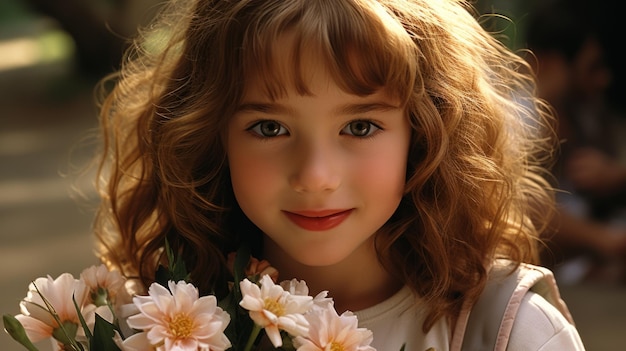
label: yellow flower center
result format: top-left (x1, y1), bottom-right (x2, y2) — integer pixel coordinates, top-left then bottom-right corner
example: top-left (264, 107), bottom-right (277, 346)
top-left (263, 298), bottom-right (285, 316)
top-left (330, 341), bottom-right (345, 351)
top-left (168, 313), bottom-right (194, 338)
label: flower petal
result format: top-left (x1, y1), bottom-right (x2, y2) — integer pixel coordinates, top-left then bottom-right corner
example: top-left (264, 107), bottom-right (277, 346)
top-left (121, 332), bottom-right (153, 351)
top-left (14, 314), bottom-right (54, 342)
top-left (125, 281), bottom-right (230, 351)
top-left (264, 323), bottom-right (283, 347)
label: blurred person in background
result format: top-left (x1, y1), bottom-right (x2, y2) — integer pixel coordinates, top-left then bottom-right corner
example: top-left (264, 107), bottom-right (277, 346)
top-left (525, 0), bottom-right (626, 284)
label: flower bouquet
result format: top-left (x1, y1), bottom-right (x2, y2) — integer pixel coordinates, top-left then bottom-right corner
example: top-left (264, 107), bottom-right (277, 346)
top-left (3, 244), bottom-right (382, 351)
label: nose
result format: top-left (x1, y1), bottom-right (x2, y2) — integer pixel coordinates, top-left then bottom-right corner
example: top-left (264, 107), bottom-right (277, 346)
top-left (289, 140), bottom-right (341, 193)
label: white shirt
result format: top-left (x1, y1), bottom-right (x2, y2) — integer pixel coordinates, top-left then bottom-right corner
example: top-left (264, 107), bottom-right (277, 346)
top-left (354, 285), bottom-right (585, 351)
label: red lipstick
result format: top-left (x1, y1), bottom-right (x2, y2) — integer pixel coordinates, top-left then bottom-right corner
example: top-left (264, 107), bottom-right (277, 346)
top-left (284, 209), bottom-right (353, 231)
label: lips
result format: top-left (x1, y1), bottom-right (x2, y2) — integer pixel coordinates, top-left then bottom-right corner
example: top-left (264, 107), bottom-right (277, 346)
top-left (283, 209), bottom-right (353, 231)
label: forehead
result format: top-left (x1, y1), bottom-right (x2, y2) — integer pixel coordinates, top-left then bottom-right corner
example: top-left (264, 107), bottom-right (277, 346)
top-left (236, 1), bottom-right (418, 104)
top-left (242, 31), bottom-right (329, 99)
top-left (242, 30), bottom-right (401, 104)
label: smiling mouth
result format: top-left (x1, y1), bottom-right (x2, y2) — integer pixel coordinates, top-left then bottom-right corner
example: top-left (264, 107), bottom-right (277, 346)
top-left (283, 209), bottom-right (353, 231)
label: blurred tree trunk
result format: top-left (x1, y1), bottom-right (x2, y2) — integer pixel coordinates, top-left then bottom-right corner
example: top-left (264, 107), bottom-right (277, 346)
top-left (23, 0), bottom-right (132, 77)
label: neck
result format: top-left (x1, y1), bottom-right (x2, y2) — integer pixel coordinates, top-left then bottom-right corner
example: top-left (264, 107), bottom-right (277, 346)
top-left (262, 237), bottom-right (402, 313)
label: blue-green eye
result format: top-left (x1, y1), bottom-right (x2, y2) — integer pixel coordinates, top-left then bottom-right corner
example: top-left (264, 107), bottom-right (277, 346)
top-left (341, 120), bottom-right (381, 137)
top-left (248, 120), bottom-right (288, 137)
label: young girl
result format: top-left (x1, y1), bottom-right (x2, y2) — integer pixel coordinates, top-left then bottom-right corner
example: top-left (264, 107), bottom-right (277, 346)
top-left (93, 0), bottom-right (585, 349)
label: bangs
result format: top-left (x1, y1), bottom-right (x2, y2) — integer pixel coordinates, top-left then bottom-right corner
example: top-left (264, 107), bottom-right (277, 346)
top-left (240, 0), bottom-right (418, 101)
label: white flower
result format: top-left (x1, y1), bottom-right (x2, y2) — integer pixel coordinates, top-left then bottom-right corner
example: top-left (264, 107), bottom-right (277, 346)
top-left (293, 307), bottom-right (375, 351)
top-left (279, 279), bottom-right (309, 296)
top-left (239, 274), bottom-right (313, 347)
top-left (118, 331), bottom-right (152, 351)
top-left (125, 280), bottom-right (231, 351)
top-left (14, 273), bottom-right (90, 345)
top-left (113, 330), bottom-right (130, 350)
top-left (80, 264), bottom-right (127, 306)
top-left (280, 279), bottom-right (333, 310)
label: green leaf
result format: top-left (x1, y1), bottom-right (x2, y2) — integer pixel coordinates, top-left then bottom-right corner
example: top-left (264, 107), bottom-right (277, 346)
top-left (217, 289), bottom-right (237, 316)
top-left (90, 314), bottom-right (122, 351)
top-left (155, 239), bottom-right (191, 289)
top-left (232, 245), bottom-right (251, 298)
top-left (218, 288), bottom-right (241, 344)
top-left (278, 331), bottom-right (296, 351)
top-left (221, 245), bottom-right (253, 349)
top-left (242, 324), bottom-right (262, 351)
top-left (72, 294), bottom-right (92, 341)
top-left (167, 240), bottom-right (190, 282)
top-left (3, 314), bottom-right (40, 351)
top-left (51, 322), bottom-right (80, 350)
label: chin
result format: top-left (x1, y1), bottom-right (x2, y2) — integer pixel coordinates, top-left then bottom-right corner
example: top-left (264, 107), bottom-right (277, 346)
top-left (288, 247), bottom-right (353, 268)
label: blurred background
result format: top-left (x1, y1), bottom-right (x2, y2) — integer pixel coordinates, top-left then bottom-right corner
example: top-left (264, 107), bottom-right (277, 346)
top-left (1, 0), bottom-right (624, 350)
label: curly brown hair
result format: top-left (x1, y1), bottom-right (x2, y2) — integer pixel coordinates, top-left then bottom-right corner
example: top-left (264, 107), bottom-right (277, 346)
top-left (94, 0), bottom-right (556, 331)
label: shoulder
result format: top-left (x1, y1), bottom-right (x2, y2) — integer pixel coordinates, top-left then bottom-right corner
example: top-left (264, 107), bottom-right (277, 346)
top-left (450, 260), bottom-right (586, 351)
top-left (500, 261), bottom-right (585, 350)
top-left (508, 291), bottom-right (586, 350)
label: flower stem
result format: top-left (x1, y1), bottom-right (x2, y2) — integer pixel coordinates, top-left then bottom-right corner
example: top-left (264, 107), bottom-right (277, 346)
top-left (243, 324), bottom-right (262, 351)
top-left (3, 315), bottom-right (40, 351)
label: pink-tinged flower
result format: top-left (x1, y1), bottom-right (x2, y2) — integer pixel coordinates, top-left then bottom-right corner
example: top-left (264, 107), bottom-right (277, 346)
top-left (280, 279), bottom-right (333, 310)
top-left (239, 274), bottom-right (313, 347)
top-left (14, 273), bottom-right (89, 344)
top-left (125, 280), bottom-right (231, 351)
top-left (227, 253), bottom-right (279, 283)
top-left (293, 307), bottom-right (375, 351)
top-left (112, 330), bottom-right (129, 350)
top-left (80, 264), bottom-right (127, 306)
top-left (117, 331), bottom-right (151, 351)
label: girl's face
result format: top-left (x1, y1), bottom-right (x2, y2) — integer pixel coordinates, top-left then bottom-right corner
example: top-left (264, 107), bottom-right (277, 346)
top-left (227, 38), bottom-right (411, 268)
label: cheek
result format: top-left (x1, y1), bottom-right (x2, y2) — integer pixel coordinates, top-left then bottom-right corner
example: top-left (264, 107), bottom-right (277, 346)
top-left (358, 140), bottom-right (409, 197)
top-left (228, 148), bottom-right (281, 207)
top-left (375, 163), bottom-right (405, 202)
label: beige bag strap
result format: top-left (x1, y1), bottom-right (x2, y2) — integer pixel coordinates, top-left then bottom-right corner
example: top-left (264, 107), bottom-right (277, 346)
top-left (450, 261), bottom-right (574, 351)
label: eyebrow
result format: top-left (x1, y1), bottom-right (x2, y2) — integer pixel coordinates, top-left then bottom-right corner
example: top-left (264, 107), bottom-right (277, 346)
top-left (237, 102), bottom-right (290, 114)
top-left (337, 102), bottom-right (400, 115)
top-left (236, 101), bottom-right (400, 115)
